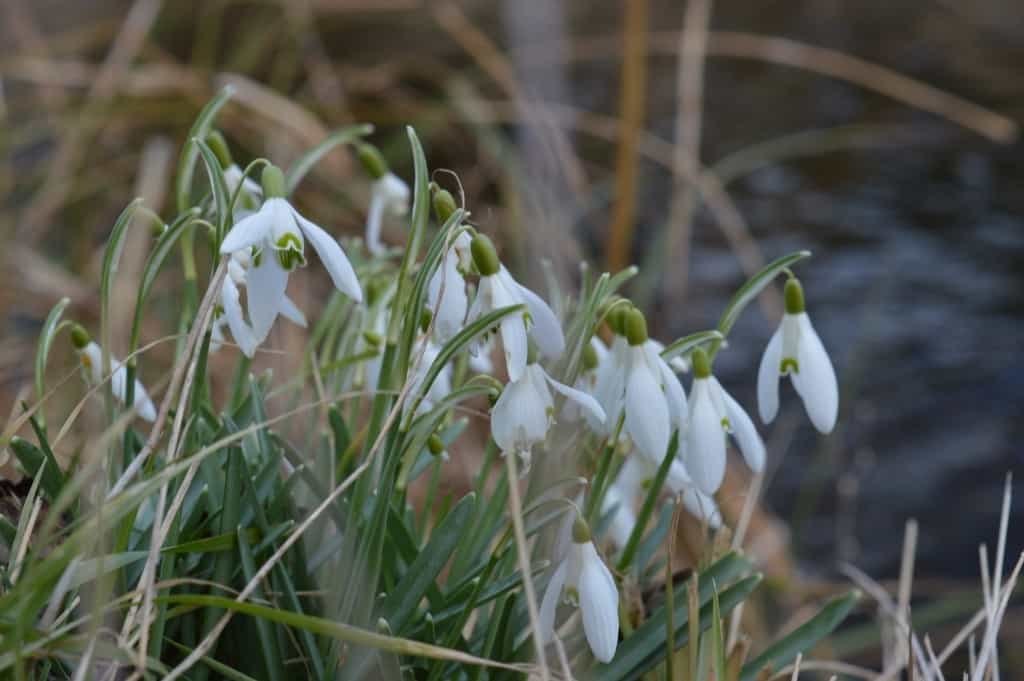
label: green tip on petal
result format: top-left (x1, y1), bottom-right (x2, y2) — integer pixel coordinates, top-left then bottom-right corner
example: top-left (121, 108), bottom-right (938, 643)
top-left (625, 307), bottom-right (648, 346)
top-left (70, 323), bottom-right (91, 349)
top-left (206, 130), bottom-right (233, 169)
top-left (428, 434), bottom-right (445, 457)
top-left (582, 341), bottom-right (599, 371)
top-left (432, 187), bottom-right (458, 224)
top-left (784, 277), bottom-right (806, 315)
top-left (692, 347), bottom-right (712, 379)
top-left (261, 164), bottom-right (286, 198)
top-left (470, 234), bottom-right (500, 276)
top-left (572, 515), bottom-right (592, 544)
top-left (780, 357), bottom-right (799, 374)
top-left (357, 143), bottom-right (388, 180)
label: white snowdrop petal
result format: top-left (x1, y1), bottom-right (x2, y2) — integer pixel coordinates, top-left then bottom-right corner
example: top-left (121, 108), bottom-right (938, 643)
top-left (491, 377), bottom-right (548, 453)
top-left (295, 211), bottom-right (363, 302)
top-left (511, 275), bottom-right (565, 359)
top-left (792, 313), bottom-right (839, 434)
top-left (757, 324), bottom-right (783, 424)
top-left (82, 342), bottom-right (104, 386)
top-left (601, 483), bottom-right (637, 549)
top-left (220, 203), bottom-right (273, 254)
top-left (378, 173), bottom-right (411, 214)
top-left (577, 543), bottom-right (619, 663)
top-left (715, 378), bottom-right (766, 473)
top-left (680, 487), bottom-right (722, 529)
top-left (246, 254), bottom-right (289, 343)
top-left (364, 192), bottom-right (385, 256)
top-left (685, 379), bottom-right (727, 495)
top-left (500, 313), bottom-right (528, 382)
top-left (545, 373), bottom-right (606, 425)
top-left (428, 258), bottom-right (468, 343)
top-left (133, 381), bottom-right (157, 422)
top-left (538, 561), bottom-right (568, 645)
top-left (624, 357), bottom-right (670, 463)
top-left (278, 295), bottom-right (308, 328)
top-left (649, 344), bottom-right (688, 430)
top-left (222, 275), bottom-right (259, 357)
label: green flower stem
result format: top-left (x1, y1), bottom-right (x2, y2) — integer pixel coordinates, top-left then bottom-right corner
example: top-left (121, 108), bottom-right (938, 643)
top-left (585, 413), bottom-right (626, 524)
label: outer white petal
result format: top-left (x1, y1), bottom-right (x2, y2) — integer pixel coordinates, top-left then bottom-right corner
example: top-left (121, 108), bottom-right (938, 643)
top-left (222, 275), bottom-right (259, 357)
top-left (132, 381), bottom-right (157, 422)
top-left (576, 542), bottom-right (619, 663)
top-left (295, 210), bottom-right (363, 302)
top-left (81, 342), bottom-right (104, 386)
top-left (714, 378), bottom-right (765, 473)
top-left (757, 324), bottom-right (784, 424)
top-left (220, 202), bottom-right (273, 254)
top-left (507, 271), bottom-right (565, 359)
top-left (364, 192), bottom-right (385, 256)
top-left (685, 379), bottom-right (727, 495)
top-left (624, 351), bottom-right (670, 463)
top-left (601, 482), bottom-right (636, 549)
top-left (468, 337), bottom-right (494, 374)
top-left (246, 254), bottom-right (288, 343)
top-left (649, 343), bottom-right (687, 430)
top-left (428, 257), bottom-right (468, 343)
top-left (538, 561), bottom-right (568, 645)
top-left (680, 487), bottom-right (722, 529)
top-left (544, 372), bottom-right (606, 425)
top-left (491, 376), bottom-right (548, 453)
top-left (378, 173), bottom-right (411, 214)
top-left (791, 313), bottom-right (839, 434)
top-left (279, 295), bottom-right (308, 328)
top-left (499, 314), bottom-right (528, 382)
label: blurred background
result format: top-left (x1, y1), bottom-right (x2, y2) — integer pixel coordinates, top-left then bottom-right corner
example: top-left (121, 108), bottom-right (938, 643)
top-left (1, 0), bottom-right (1022, 669)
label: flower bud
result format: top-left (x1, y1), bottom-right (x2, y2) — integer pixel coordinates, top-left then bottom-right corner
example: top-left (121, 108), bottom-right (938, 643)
top-left (363, 330), bottom-right (382, 348)
top-left (70, 323), bottom-right (91, 350)
top-left (206, 130), bottom-right (233, 170)
top-left (261, 164), bottom-right (286, 199)
top-left (428, 433), bottom-right (445, 457)
top-left (582, 341), bottom-right (599, 371)
top-left (692, 347), bottom-right (712, 379)
top-left (420, 308), bottom-right (433, 333)
top-left (624, 307), bottom-right (648, 346)
top-left (357, 143), bottom-right (388, 180)
top-left (470, 234), bottom-right (500, 277)
top-left (606, 303), bottom-right (627, 336)
top-left (572, 514), bottom-right (592, 544)
top-left (784, 277), bottom-right (805, 315)
top-left (432, 187), bottom-right (458, 224)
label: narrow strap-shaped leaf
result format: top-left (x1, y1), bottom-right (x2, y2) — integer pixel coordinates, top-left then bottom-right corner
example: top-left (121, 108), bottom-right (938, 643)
top-left (9, 436), bottom-right (63, 501)
top-left (193, 138), bottom-right (233, 246)
top-left (740, 589), bottom-right (860, 681)
top-left (285, 124), bottom-right (375, 193)
top-left (660, 330), bottom-right (725, 363)
top-left (175, 87), bottom-right (234, 213)
top-left (34, 297), bottom-right (70, 425)
top-left (617, 431), bottom-right (679, 573)
top-left (236, 526), bottom-right (284, 681)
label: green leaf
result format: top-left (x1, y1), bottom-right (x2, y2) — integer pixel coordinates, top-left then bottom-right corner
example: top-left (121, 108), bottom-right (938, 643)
top-left (165, 639), bottom-right (261, 681)
top-left (713, 250), bottom-right (811, 355)
top-left (378, 493), bottom-right (477, 633)
top-left (236, 526), bottom-right (284, 681)
top-left (9, 436), bottom-right (64, 501)
top-left (194, 138), bottom-right (233, 245)
top-left (617, 431), bottom-right (679, 573)
top-left (66, 551), bottom-right (148, 590)
top-left (34, 297), bottom-right (70, 413)
top-left (175, 86), bottom-right (234, 213)
top-left (660, 330), bottom-right (725, 364)
top-left (740, 590), bottom-right (860, 681)
top-left (161, 527), bottom-right (263, 555)
top-left (285, 124), bottom-right (375, 193)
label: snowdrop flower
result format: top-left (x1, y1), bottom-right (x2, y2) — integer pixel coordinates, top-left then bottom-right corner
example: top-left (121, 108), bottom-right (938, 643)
top-left (686, 348), bottom-right (765, 495)
top-left (593, 306), bottom-right (687, 463)
top-left (601, 455), bottom-right (721, 550)
top-left (539, 515), bottom-right (619, 663)
top-left (426, 230), bottom-right (472, 343)
top-left (71, 325), bottom-right (156, 422)
top-left (757, 277), bottom-right (839, 434)
top-left (563, 338), bottom-right (607, 422)
top-left (206, 131), bottom-right (261, 209)
top-left (358, 143), bottom-right (410, 256)
top-left (466, 235), bottom-right (564, 382)
top-left (219, 164), bottom-right (362, 344)
top-left (491, 347), bottom-right (605, 471)
top-left (405, 335), bottom-right (452, 418)
top-left (211, 249), bottom-right (307, 357)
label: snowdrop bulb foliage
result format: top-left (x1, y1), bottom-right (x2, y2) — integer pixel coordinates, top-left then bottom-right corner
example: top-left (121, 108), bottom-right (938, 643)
top-left (219, 165), bottom-right (362, 344)
top-left (426, 230), bottom-right (472, 343)
top-left (71, 326), bottom-right (156, 422)
top-left (466, 235), bottom-right (564, 382)
top-left (757, 278), bottom-right (839, 434)
top-left (491, 354), bottom-right (605, 470)
top-left (539, 517), bottom-right (619, 663)
top-left (685, 348), bottom-right (765, 495)
top-left (358, 143), bottom-right (410, 256)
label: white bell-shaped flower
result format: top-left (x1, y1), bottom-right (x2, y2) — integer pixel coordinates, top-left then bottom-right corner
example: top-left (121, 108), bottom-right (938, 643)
top-left (357, 143), bottom-right (410, 256)
top-left (426, 230), bottom-right (472, 343)
top-left (539, 516), bottom-right (619, 663)
top-left (563, 337), bottom-right (608, 422)
top-left (71, 326), bottom-right (156, 422)
top-left (593, 307), bottom-right (687, 463)
top-left (491, 353), bottom-right (605, 470)
top-left (405, 335), bottom-right (452, 418)
top-left (465, 235), bottom-right (564, 382)
top-left (757, 278), bottom-right (838, 434)
top-left (686, 348), bottom-right (765, 495)
top-left (219, 164), bottom-right (362, 343)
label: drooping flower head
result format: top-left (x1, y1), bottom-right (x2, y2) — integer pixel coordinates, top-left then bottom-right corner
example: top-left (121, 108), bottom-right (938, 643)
top-left (426, 229), bottom-right (472, 344)
top-left (686, 348), bottom-right (765, 495)
top-left (357, 143), bottom-right (410, 256)
top-left (466, 234), bottom-right (564, 382)
top-left (757, 277), bottom-right (839, 434)
top-left (71, 324), bottom-right (156, 422)
top-left (539, 514), bottom-right (619, 663)
top-left (219, 164), bottom-right (362, 346)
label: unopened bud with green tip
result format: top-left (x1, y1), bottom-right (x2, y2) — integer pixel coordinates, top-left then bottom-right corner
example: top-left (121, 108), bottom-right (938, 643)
top-left (260, 164), bottom-right (286, 199)
top-left (572, 514), bottom-right (592, 544)
top-left (432, 186), bottom-right (458, 224)
top-left (420, 308), bottom-right (433, 333)
top-left (357, 143), bottom-right (388, 180)
top-left (692, 347), bottom-right (712, 379)
top-left (428, 434), bottom-right (445, 457)
top-left (470, 234), bottom-right (500, 277)
top-left (605, 302), bottom-right (628, 336)
top-left (70, 324), bottom-right (91, 350)
top-left (582, 341), bottom-right (599, 371)
top-left (624, 307), bottom-right (648, 346)
top-left (206, 130), bottom-right (233, 170)
top-left (784, 277), bottom-right (805, 315)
